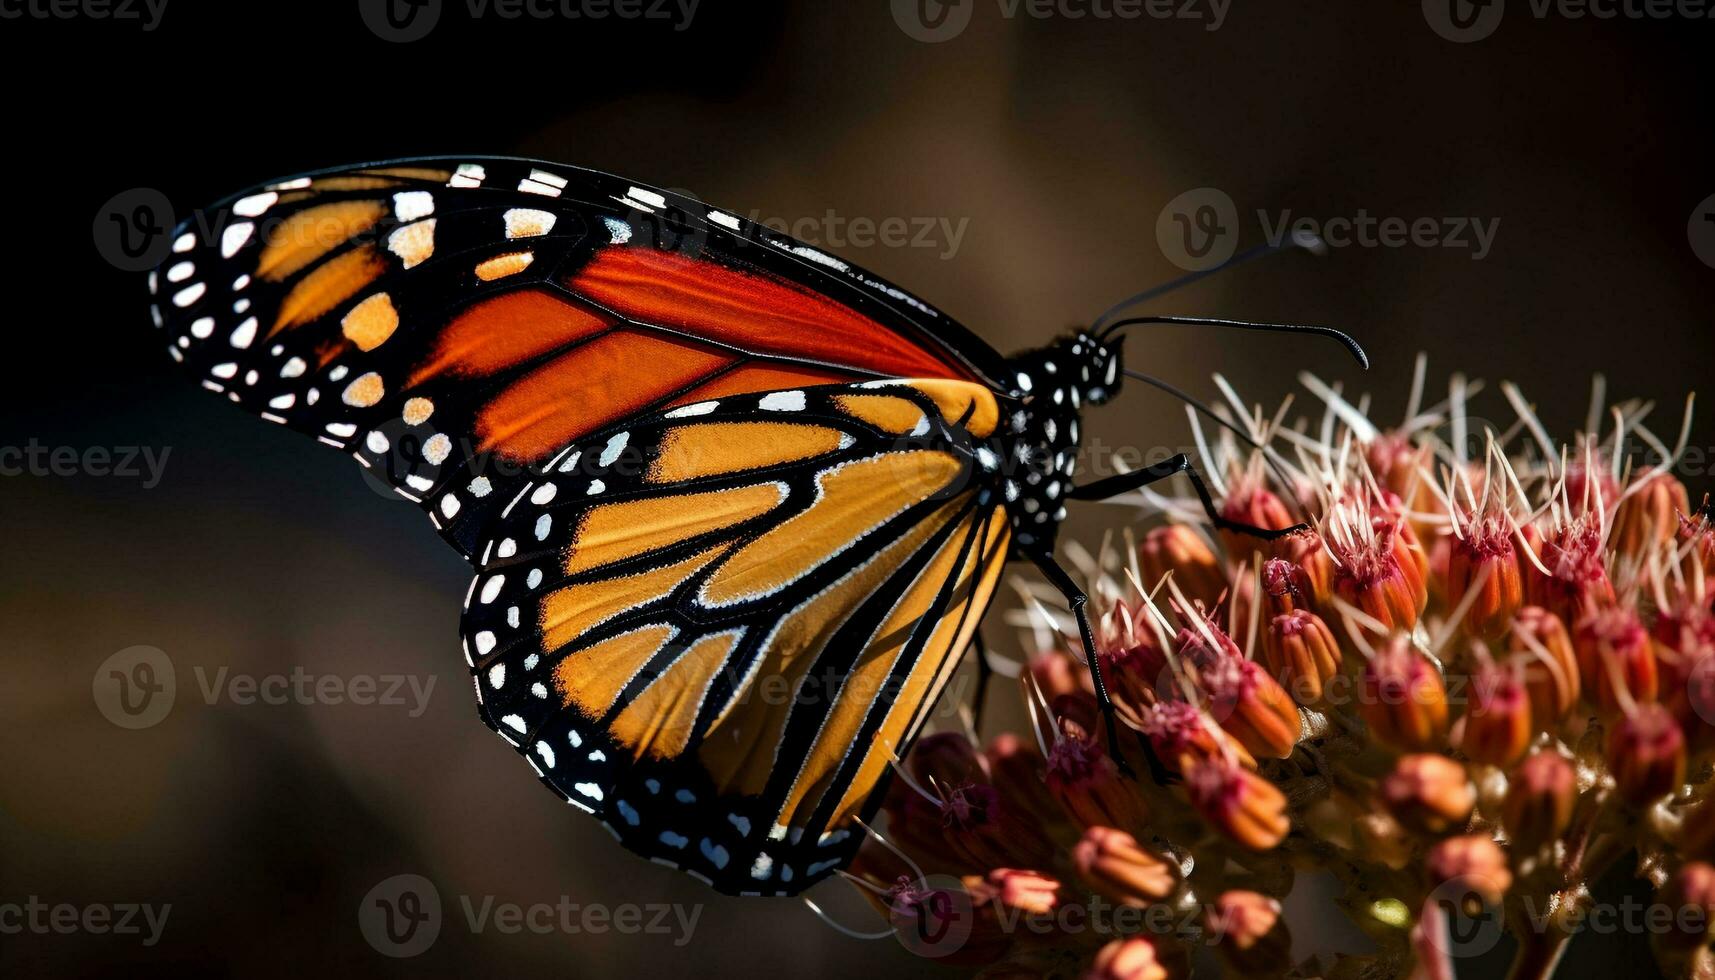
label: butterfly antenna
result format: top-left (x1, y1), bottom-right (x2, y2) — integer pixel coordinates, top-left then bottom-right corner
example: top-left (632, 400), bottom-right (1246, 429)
top-left (1102, 315), bottom-right (1369, 370)
top-left (1090, 235), bottom-right (1325, 333)
top-left (802, 889), bottom-right (893, 941)
top-left (1122, 368), bottom-right (1303, 496)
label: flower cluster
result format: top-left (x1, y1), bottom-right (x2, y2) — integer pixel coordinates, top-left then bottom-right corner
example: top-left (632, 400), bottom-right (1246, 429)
top-left (841, 362), bottom-right (1714, 979)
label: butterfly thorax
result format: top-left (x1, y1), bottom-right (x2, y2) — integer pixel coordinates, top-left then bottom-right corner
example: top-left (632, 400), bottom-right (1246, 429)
top-left (991, 331), bottom-right (1122, 554)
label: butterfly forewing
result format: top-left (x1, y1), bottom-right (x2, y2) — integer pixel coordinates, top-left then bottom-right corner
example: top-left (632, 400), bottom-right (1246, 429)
top-left (461, 380), bottom-right (1009, 894)
top-left (148, 158), bottom-right (1004, 558)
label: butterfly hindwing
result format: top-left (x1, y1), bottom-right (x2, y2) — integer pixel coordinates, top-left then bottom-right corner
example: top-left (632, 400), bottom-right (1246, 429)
top-left (147, 158), bottom-right (1006, 558)
top-left (460, 379), bottom-right (1011, 894)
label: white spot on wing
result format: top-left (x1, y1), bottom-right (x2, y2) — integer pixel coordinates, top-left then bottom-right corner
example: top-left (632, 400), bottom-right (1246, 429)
top-left (759, 391), bottom-right (806, 412)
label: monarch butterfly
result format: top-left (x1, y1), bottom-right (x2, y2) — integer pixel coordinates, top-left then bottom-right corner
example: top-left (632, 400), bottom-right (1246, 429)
top-left (145, 157), bottom-right (1364, 895)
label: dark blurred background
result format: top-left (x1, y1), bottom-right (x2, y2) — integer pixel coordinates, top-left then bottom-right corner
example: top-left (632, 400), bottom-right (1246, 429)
top-left (2, 1), bottom-right (1711, 976)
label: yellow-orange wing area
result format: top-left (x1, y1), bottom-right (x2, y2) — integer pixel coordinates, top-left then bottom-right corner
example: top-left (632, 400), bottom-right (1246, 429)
top-left (461, 379), bottom-right (1010, 895)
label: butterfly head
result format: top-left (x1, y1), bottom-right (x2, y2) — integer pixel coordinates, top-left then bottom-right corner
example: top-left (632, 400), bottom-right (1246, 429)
top-left (1006, 331), bottom-right (1123, 409)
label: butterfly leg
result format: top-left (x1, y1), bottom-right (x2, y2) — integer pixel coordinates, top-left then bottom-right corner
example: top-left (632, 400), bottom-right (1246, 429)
top-left (1068, 454), bottom-right (1310, 540)
top-left (1027, 549), bottom-right (1136, 777)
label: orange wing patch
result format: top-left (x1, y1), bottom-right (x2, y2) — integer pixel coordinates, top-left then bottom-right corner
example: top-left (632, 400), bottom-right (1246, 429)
top-left (475, 332), bottom-right (732, 461)
top-left (611, 631), bottom-right (743, 761)
top-left (565, 483), bottom-right (787, 575)
top-left (565, 247), bottom-right (975, 382)
top-left (647, 422), bottom-right (848, 484)
top-left (271, 245), bottom-right (387, 335)
top-left (411, 289), bottom-right (610, 384)
top-left (700, 451), bottom-right (966, 606)
top-left (554, 624), bottom-right (678, 716)
top-left (256, 200), bottom-right (389, 282)
top-left (541, 544), bottom-right (727, 652)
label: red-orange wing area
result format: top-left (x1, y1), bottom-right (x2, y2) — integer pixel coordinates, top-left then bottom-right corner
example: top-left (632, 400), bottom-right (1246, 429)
top-left (413, 246), bottom-right (980, 464)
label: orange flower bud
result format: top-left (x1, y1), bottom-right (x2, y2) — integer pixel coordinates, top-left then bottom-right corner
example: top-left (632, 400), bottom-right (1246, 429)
top-left (1139, 524), bottom-right (1227, 610)
top-left (1606, 703), bottom-right (1685, 807)
top-left (1083, 936), bottom-right (1189, 980)
top-left (1207, 890), bottom-right (1292, 974)
top-left (1612, 472), bottom-right (1691, 562)
top-left (1576, 606), bottom-right (1658, 716)
top-left (1361, 636), bottom-right (1450, 752)
top-left (1445, 522), bottom-right (1523, 639)
top-left (1503, 751), bottom-right (1577, 852)
top-left (1282, 532), bottom-right (1336, 609)
top-left (1459, 663), bottom-right (1532, 766)
top-left (1263, 609), bottom-right (1343, 705)
top-left (985, 868), bottom-right (1065, 916)
top-left (1071, 827), bottom-right (1179, 908)
top-left (1509, 606), bottom-right (1580, 724)
top-left (1377, 754), bottom-right (1475, 836)
top-left (1201, 657), bottom-right (1302, 760)
top-left (1423, 834), bottom-right (1513, 907)
top-left (1140, 700), bottom-right (1256, 775)
top-left (1367, 432), bottom-right (1428, 502)
top-left (1045, 736), bottom-right (1151, 835)
top-left (1175, 616), bottom-right (1243, 671)
top-left (1522, 518), bottom-right (1615, 624)
top-left (1219, 484), bottom-right (1301, 565)
top-left (1328, 499), bottom-right (1429, 636)
top-left (1262, 557), bottom-right (1312, 617)
top-left (1185, 755), bottom-right (1290, 851)
top-left (1095, 601), bottom-right (1172, 719)
top-left (1655, 862), bottom-right (1715, 951)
